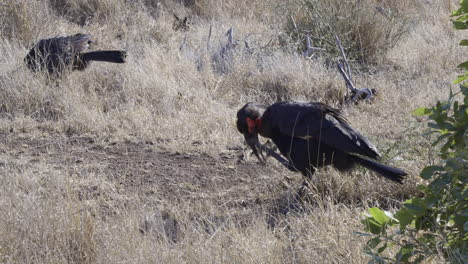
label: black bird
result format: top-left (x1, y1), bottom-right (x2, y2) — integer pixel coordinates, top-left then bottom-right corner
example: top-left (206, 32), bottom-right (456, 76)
top-left (25, 33), bottom-right (127, 76)
top-left (236, 101), bottom-right (407, 184)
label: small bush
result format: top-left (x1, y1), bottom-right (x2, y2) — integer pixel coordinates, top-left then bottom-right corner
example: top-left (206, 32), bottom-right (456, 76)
top-left (284, 0), bottom-right (411, 66)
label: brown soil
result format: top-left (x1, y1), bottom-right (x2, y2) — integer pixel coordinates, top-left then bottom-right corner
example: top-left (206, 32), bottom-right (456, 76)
top-left (0, 132), bottom-right (295, 211)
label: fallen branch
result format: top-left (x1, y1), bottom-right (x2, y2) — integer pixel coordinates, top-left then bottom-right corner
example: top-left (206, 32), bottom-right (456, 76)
top-left (335, 35), bottom-right (376, 104)
top-left (337, 61), bottom-right (358, 93)
top-left (335, 35), bottom-right (351, 80)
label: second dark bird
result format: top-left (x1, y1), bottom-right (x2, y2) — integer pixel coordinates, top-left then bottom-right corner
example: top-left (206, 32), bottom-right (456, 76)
top-left (236, 101), bottom-right (407, 184)
top-left (25, 33), bottom-right (127, 76)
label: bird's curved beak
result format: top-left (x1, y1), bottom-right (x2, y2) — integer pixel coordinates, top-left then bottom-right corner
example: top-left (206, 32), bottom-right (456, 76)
top-left (244, 132), bottom-right (266, 164)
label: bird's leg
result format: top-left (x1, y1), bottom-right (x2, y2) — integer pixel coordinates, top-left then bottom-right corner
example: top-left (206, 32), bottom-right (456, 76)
top-left (257, 143), bottom-right (298, 172)
top-left (244, 133), bottom-right (266, 163)
top-left (262, 140), bottom-right (277, 151)
top-left (296, 168), bottom-right (315, 202)
top-left (250, 140), bottom-right (266, 163)
top-left (296, 181), bottom-right (308, 201)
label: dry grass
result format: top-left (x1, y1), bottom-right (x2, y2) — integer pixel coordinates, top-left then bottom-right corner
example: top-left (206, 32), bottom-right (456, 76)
top-left (284, 0), bottom-right (412, 66)
top-left (0, 0), bottom-right (461, 263)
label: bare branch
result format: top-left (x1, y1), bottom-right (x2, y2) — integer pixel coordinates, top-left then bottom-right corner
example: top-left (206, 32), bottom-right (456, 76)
top-left (207, 25), bottom-right (212, 51)
top-left (179, 34), bottom-right (187, 51)
top-left (350, 88), bottom-right (374, 103)
top-left (335, 35), bottom-right (351, 80)
top-left (212, 27), bottom-right (238, 75)
top-left (337, 62), bottom-right (357, 93)
top-left (335, 35), bottom-right (376, 104)
top-left (226, 27), bottom-right (234, 47)
top-left (289, 15), bottom-right (298, 34)
top-left (244, 39), bottom-right (253, 53)
top-left (243, 33), bottom-right (255, 54)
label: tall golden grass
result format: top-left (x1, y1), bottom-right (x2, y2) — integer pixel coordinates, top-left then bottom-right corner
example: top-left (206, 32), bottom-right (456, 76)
top-left (0, 0), bottom-right (461, 263)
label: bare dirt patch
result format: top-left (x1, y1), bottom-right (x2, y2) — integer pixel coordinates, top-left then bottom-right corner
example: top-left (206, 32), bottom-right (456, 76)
top-left (0, 130), bottom-right (414, 221)
top-left (0, 132), bottom-right (292, 209)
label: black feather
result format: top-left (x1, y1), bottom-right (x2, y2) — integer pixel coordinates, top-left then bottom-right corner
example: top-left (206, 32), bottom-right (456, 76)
top-left (351, 155), bottom-right (407, 184)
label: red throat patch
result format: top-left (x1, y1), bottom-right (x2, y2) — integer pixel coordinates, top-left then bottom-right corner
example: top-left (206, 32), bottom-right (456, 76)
top-left (246, 117), bottom-right (262, 134)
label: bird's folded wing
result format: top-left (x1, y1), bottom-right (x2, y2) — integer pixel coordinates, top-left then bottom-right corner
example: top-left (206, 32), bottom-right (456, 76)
top-left (270, 102), bottom-right (380, 159)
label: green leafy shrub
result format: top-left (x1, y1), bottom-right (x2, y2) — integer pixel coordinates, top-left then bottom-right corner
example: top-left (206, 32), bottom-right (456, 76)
top-left (358, 2), bottom-right (468, 263)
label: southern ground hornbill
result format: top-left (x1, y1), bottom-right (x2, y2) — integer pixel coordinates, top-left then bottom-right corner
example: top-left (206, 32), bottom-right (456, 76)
top-left (236, 101), bottom-right (407, 184)
top-left (25, 33), bottom-right (127, 76)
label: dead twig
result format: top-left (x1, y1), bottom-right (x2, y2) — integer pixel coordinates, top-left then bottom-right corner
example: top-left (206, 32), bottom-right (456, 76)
top-left (335, 35), bottom-right (375, 104)
top-left (303, 34), bottom-right (324, 58)
top-left (335, 35), bottom-right (351, 80)
top-left (179, 34), bottom-right (187, 51)
top-left (207, 25), bottom-right (212, 51)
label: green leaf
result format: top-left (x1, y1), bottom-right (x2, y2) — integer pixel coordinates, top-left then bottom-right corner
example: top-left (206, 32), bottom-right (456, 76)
top-left (414, 216), bottom-right (432, 230)
top-left (377, 243), bottom-right (387, 254)
top-left (453, 21), bottom-right (468, 30)
top-left (431, 133), bottom-right (453, 147)
top-left (416, 184), bottom-right (428, 192)
top-left (395, 208), bottom-right (414, 229)
top-left (424, 195), bottom-right (439, 208)
top-left (403, 198), bottom-right (427, 216)
top-left (460, 40), bottom-right (468, 46)
top-left (440, 140), bottom-right (454, 155)
top-left (368, 208), bottom-right (390, 225)
top-left (420, 166), bottom-right (444, 180)
top-left (446, 157), bottom-right (464, 170)
top-left (367, 237), bottom-right (381, 249)
top-left (362, 217), bottom-right (383, 235)
top-left (429, 173), bottom-right (452, 192)
top-left (461, 84), bottom-right (468, 96)
top-left (412, 107), bottom-right (432, 116)
top-left (462, 1), bottom-right (468, 12)
top-left (458, 61), bottom-right (468, 69)
top-left (396, 245), bottom-right (415, 262)
top-left (455, 14), bottom-right (468, 22)
top-left (428, 122), bottom-right (440, 129)
top-left (453, 74), bottom-right (468, 84)
top-left (453, 214), bottom-right (468, 230)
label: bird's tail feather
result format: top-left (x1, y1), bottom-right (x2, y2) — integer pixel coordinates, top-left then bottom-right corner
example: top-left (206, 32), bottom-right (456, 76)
top-left (81, 50), bottom-right (127, 63)
top-left (352, 155), bottom-right (406, 184)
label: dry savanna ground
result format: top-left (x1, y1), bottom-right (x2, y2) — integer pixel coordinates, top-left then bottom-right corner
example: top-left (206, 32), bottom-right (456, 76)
top-left (0, 0), bottom-right (463, 263)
